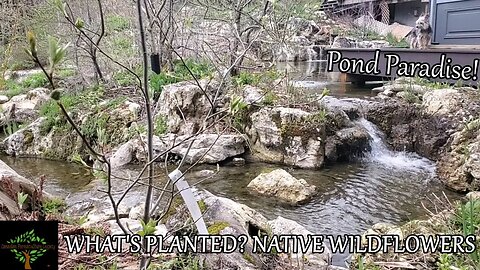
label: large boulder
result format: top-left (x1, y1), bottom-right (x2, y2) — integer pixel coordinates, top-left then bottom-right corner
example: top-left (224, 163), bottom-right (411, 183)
top-left (437, 124), bottom-right (480, 192)
top-left (247, 107), bottom-right (326, 169)
top-left (0, 160), bottom-right (51, 220)
top-left (319, 96), bottom-right (368, 120)
top-left (2, 99), bottom-right (141, 160)
top-left (246, 99), bottom-right (371, 168)
top-left (268, 216), bottom-right (332, 269)
top-left (365, 99), bottom-right (454, 160)
top-left (1, 118), bottom-right (82, 159)
top-left (164, 191), bottom-right (332, 270)
top-left (325, 126), bottom-right (371, 162)
top-left (110, 133), bottom-right (246, 167)
top-left (156, 79), bottom-right (223, 135)
top-left (247, 169), bottom-right (317, 205)
top-left (0, 88), bottom-right (49, 127)
top-left (365, 86), bottom-right (480, 190)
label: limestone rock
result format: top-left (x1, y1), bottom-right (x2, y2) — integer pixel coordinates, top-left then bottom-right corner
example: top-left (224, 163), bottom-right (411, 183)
top-left (0, 88), bottom-right (49, 127)
top-left (247, 169), bottom-right (316, 205)
top-left (247, 107), bottom-right (326, 169)
top-left (423, 88), bottom-right (463, 115)
top-left (325, 126), bottom-right (371, 162)
top-left (243, 85), bottom-right (264, 105)
top-left (0, 95), bottom-right (9, 104)
top-left (171, 134), bottom-right (246, 164)
top-left (155, 80), bottom-right (222, 135)
top-left (164, 191), bottom-right (331, 270)
top-left (112, 133), bottom-right (246, 167)
top-left (268, 216), bottom-right (332, 269)
top-left (466, 191), bottom-right (480, 200)
top-left (438, 128), bottom-right (480, 192)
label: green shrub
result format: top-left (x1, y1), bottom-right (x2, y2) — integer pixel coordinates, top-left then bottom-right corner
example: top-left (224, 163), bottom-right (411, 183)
top-left (154, 116), bottom-right (168, 136)
top-left (386, 33), bottom-right (409, 48)
top-left (173, 59), bottom-right (213, 80)
top-left (39, 92), bottom-right (78, 134)
top-left (234, 72), bottom-right (260, 86)
top-left (1, 80), bottom-right (24, 98)
top-left (149, 59), bottom-right (213, 96)
top-left (42, 197), bottom-right (66, 214)
top-left (263, 91), bottom-right (278, 105)
top-left (21, 73), bottom-right (49, 89)
top-left (81, 113), bottom-right (109, 142)
top-left (56, 68), bottom-right (76, 79)
top-left (106, 15), bottom-right (131, 32)
top-left (233, 70), bottom-right (280, 87)
top-left (150, 72), bottom-right (180, 95)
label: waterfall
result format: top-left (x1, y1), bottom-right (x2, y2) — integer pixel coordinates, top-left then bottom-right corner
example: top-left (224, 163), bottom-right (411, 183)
top-left (356, 118), bottom-right (436, 175)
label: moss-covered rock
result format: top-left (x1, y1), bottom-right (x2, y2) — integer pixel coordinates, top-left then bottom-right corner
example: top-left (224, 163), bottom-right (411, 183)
top-left (247, 107), bottom-right (327, 168)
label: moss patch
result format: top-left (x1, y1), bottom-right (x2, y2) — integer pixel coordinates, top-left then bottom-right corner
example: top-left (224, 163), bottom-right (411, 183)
top-left (207, 221), bottom-right (230, 234)
top-left (160, 196), bottom-right (185, 223)
top-left (242, 252), bottom-right (256, 265)
top-left (197, 200), bottom-right (207, 214)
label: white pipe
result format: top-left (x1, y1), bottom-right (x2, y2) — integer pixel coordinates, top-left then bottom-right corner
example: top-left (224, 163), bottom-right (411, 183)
top-left (168, 169), bottom-right (209, 235)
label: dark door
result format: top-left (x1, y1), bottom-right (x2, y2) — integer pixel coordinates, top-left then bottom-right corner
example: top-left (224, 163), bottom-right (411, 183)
top-left (431, 0), bottom-right (480, 45)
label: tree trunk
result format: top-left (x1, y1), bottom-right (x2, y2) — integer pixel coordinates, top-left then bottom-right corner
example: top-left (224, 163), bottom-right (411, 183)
top-left (22, 252), bottom-right (31, 270)
top-left (230, 8), bottom-right (242, 77)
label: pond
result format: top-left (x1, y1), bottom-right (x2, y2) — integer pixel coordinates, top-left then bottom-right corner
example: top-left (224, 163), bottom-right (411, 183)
top-left (275, 61), bottom-right (381, 98)
top-left (0, 118), bottom-right (462, 266)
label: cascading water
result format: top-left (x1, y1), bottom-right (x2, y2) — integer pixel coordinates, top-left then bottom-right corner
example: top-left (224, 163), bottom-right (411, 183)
top-left (357, 118), bottom-right (436, 176)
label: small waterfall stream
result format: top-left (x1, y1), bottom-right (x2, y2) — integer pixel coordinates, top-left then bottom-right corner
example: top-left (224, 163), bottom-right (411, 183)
top-left (357, 118), bottom-right (436, 175)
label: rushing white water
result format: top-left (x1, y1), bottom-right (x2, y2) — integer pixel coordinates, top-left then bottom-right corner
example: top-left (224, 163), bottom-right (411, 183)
top-left (357, 118), bottom-right (436, 176)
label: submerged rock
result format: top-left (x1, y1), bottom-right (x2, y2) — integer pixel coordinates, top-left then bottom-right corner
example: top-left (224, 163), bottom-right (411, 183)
top-left (247, 169), bottom-right (317, 205)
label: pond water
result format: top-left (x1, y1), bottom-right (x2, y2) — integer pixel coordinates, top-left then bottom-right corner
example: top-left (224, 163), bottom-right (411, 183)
top-left (0, 61), bottom-right (461, 267)
top-left (0, 118), bottom-right (462, 266)
top-left (197, 118), bottom-right (461, 266)
top-left (275, 61), bottom-right (381, 98)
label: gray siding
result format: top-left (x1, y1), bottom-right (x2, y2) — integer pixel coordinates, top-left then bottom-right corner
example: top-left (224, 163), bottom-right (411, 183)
top-left (431, 0), bottom-right (480, 45)
top-left (394, 1), bottom-right (428, 26)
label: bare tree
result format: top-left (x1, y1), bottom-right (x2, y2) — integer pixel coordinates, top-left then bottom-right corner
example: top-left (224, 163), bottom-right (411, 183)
top-left (23, 0), bottom-right (256, 269)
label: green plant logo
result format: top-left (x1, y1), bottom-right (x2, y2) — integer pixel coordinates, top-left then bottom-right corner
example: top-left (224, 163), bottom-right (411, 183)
top-left (6, 229), bottom-right (48, 269)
